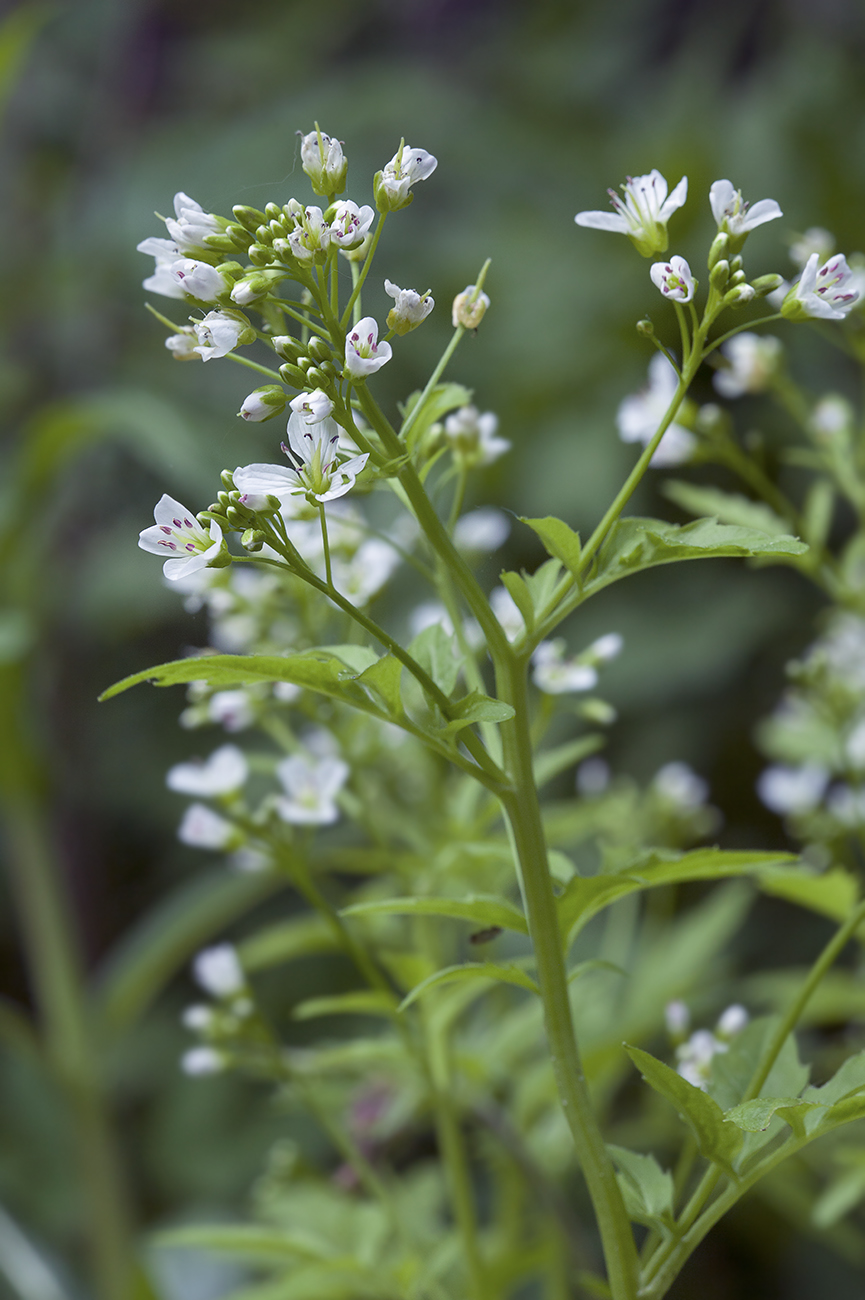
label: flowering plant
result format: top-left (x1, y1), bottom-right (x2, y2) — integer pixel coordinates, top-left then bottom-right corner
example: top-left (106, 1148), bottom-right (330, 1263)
top-left (94, 135), bottom-right (865, 1300)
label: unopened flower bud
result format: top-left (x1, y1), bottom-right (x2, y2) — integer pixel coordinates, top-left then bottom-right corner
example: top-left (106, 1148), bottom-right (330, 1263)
top-left (636, 318), bottom-right (655, 337)
top-left (452, 285), bottom-right (490, 330)
top-left (239, 386), bottom-right (287, 422)
top-left (709, 259), bottom-right (730, 289)
top-left (300, 125), bottom-right (347, 196)
top-left (230, 270), bottom-right (284, 306)
top-left (241, 528), bottom-right (267, 552)
top-left (708, 231), bottom-right (729, 270)
top-left (724, 283), bottom-right (755, 306)
top-left (232, 205), bottom-right (267, 231)
top-left (751, 273), bottom-right (784, 298)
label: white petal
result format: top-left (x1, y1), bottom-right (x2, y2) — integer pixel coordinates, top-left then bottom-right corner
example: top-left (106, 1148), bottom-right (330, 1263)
top-left (233, 463), bottom-right (300, 496)
top-left (659, 175), bottom-right (688, 220)
top-left (708, 179), bottom-right (734, 227)
top-left (574, 210), bottom-right (630, 233)
top-left (742, 198), bottom-right (783, 230)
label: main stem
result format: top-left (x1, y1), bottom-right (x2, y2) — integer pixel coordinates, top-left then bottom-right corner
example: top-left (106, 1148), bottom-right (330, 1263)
top-left (495, 653), bottom-right (638, 1300)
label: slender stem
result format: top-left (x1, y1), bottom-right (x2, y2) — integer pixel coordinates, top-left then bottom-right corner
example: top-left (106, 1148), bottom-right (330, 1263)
top-left (399, 326), bottom-right (466, 447)
top-left (673, 303), bottom-right (691, 367)
top-left (702, 313), bottom-right (784, 358)
top-left (494, 655), bottom-right (638, 1300)
top-left (341, 213), bottom-right (387, 329)
top-left (270, 299), bottom-right (331, 340)
top-left (349, 261), bottom-right (362, 327)
top-left (448, 465), bottom-right (468, 535)
top-left (225, 352), bottom-right (284, 383)
top-left (318, 505), bottom-right (333, 588)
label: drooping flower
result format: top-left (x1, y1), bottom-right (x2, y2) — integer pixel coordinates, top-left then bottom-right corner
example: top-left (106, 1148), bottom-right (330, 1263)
top-left (169, 259), bottom-right (227, 302)
top-left (165, 192), bottom-right (221, 253)
top-left (167, 745), bottom-right (249, 797)
top-left (443, 405), bottom-right (510, 467)
top-left (138, 495), bottom-right (226, 581)
top-left (234, 412), bottom-right (369, 505)
top-left (713, 332), bottom-right (782, 398)
top-left (532, 640), bottom-right (598, 694)
top-left (452, 285), bottom-right (490, 330)
top-left (177, 802), bottom-right (239, 850)
top-left (453, 507), bottom-right (511, 552)
top-left (384, 279), bottom-right (434, 334)
top-left (345, 317), bottom-right (393, 379)
top-left (300, 126), bottom-right (347, 196)
top-left (575, 169), bottom-right (688, 257)
top-left (289, 389), bottom-right (333, 423)
top-left (137, 235), bottom-right (185, 299)
top-left (708, 180), bottom-right (782, 240)
top-left (617, 354), bottom-right (696, 467)
top-left (240, 386), bottom-right (287, 422)
top-left (275, 754), bottom-right (349, 825)
top-left (192, 311), bottom-right (254, 361)
top-left (329, 200), bottom-right (375, 249)
top-left (781, 253), bottom-right (861, 322)
top-left (650, 255), bottom-right (695, 303)
top-left (757, 763), bottom-right (830, 814)
top-left (193, 943), bottom-right (245, 997)
top-left (374, 143), bottom-right (437, 211)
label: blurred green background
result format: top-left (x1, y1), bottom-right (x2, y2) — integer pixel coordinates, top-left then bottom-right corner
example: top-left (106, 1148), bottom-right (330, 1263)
top-left (2, 0), bottom-right (865, 1296)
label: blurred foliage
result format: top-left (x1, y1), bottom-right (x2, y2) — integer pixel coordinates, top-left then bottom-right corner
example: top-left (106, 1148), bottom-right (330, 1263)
top-left (3, 0), bottom-right (865, 1298)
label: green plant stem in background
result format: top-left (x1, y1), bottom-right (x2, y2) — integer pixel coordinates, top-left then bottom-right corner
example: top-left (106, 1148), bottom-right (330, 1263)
top-left (2, 798), bottom-right (136, 1300)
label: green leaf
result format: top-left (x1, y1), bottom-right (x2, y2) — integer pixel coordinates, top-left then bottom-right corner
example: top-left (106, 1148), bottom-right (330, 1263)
top-left (154, 1224), bottom-right (323, 1261)
top-left (556, 849), bottom-right (794, 943)
top-left (625, 1044), bottom-right (742, 1173)
top-left (499, 570), bottom-right (535, 633)
top-left (292, 990), bottom-right (397, 1020)
top-left (238, 915), bottom-right (340, 972)
top-left (663, 481), bottom-right (790, 536)
top-left (533, 734), bottom-right (604, 788)
top-left (723, 1096), bottom-right (814, 1134)
top-left (520, 516), bottom-right (582, 575)
top-left (568, 959), bottom-right (626, 983)
top-left (708, 1017), bottom-right (810, 1113)
top-left (317, 644), bottom-right (380, 673)
top-left (607, 1145), bottom-right (674, 1230)
top-left (589, 515), bottom-right (808, 595)
top-left (758, 866), bottom-right (860, 925)
top-left (356, 655), bottom-right (404, 715)
top-left (407, 624), bottom-right (461, 696)
top-left (398, 961), bottom-right (539, 1011)
top-left (341, 894), bottom-right (528, 935)
top-left (92, 869), bottom-right (283, 1034)
top-left (447, 690), bottom-right (515, 724)
top-left (812, 1166), bottom-right (865, 1228)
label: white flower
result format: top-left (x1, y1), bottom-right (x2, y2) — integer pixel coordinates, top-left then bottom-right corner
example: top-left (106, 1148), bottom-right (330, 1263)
top-left (575, 169), bottom-right (688, 257)
top-left (165, 327), bottom-right (201, 360)
top-left (137, 235), bottom-right (185, 299)
top-left (375, 143), bottom-right (437, 210)
top-left (650, 255), bottom-right (695, 303)
top-left (384, 279), bottom-right (434, 334)
top-left (331, 539), bottom-right (400, 604)
top-left (234, 413), bottom-right (369, 505)
top-left (490, 586), bottom-right (524, 642)
top-left (329, 200), bottom-right (374, 249)
top-left (239, 385), bottom-right (287, 422)
top-left (275, 755), bottom-right (349, 825)
top-left (289, 389), bottom-right (333, 423)
top-left (165, 192), bottom-right (221, 253)
top-left (653, 761), bottom-right (708, 810)
top-left (273, 681), bottom-right (302, 703)
top-left (811, 394), bottom-right (854, 441)
top-left (532, 640), bottom-right (598, 695)
top-left (757, 763), bottom-right (829, 815)
top-left (178, 802), bottom-right (238, 850)
top-left (617, 354), bottom-right (696, 467)
top-left (207, 689), bottom-right (256, 732)
top-left (182, 1004), bottom-right (214, 1031)
top-left (665, 1000), bottom-right (690, 1038)
top-left (789, 227), bottom-right (835, 270)
top-left (716, 1004), bottom-right (749, 1039)
top-left (713, 332), bottom-right (782, 398)
top-left (167, 745), bottom-right (248, 797)
top-left (300, 126), bottom-right (347, 195)
top-left (181, 1047), bottom-right (225, 1076)
top-left (169, 258), bottom-right (226, 302)
top-left (453, 507), bottom-right (511, 551)
top-left (288, 206), bottom-right (329, 262)
top-left (452, 286), bottom-right (490, 330)
top-left (192, 311), bottom-right (251, 361)
top-left (781, 253), bottom-right (860, 322)
top-left (709, 180), bottom-right (782, 238)
top-left (586, 632), bottom-right (623, 664)
top-left (676, 1029), bottom-right (726, 1090)
top-left (345, 317), bottom-right (393, 379)
top-left (138, 495), bottom-right (225, 581)
top-left (194, 943), bottom-right (245, 997)
top-left (443, 405), bottom-right (510, 466)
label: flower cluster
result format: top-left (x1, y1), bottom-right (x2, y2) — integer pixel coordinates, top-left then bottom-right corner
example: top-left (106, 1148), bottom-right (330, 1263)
top-left (666, 1001), bottom-right (749, 1090)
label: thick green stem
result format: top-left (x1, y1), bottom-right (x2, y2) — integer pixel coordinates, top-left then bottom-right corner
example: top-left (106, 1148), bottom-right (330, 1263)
top-left (2, 800), bottom-right (135, 1300)
top-left (494, 655), bottom-right (638, 1300)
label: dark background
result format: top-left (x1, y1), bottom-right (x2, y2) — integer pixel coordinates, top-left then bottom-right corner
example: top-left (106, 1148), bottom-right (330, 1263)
top-left (1, 0), bottom-right (865, 1296)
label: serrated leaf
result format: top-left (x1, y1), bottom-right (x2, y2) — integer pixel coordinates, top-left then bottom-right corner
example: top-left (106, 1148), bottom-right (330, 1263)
top-left (626, 1044), bottom-right (742, 1172)
top-left (238, 914), bottom-right (340, 972)
top-left (292, 990), bottom-right (397, 1021)
top-left (341, 894), bottom-right (528, 935)
top-left (589, 515), bottom-right (808, 595)
top-left (759, 866), bottom-right (860, 925)
top-left (557, 849), bottom-right (794, 943)
top-left (398, 961), bottom-right (539, 1011)
top-left (663, 481), bottom-right (790, 536)
top-left (520, 516), bottom-right (582, 575)
top-left (607, 1144), bottom-right (674, 1229)
top-left (533, 734), bottom-right (604, 787)
top-left (407, 623), bottom-right (461, 696)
